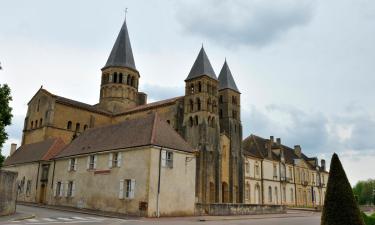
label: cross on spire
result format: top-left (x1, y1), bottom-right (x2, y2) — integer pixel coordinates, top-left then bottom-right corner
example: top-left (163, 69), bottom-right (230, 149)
top-left (124, 8), bottom-right (128, 20)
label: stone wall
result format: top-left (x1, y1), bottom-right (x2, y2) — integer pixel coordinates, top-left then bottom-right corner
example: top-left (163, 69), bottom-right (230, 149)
top-left (195, 203), bottom-right (286, 216)
top-left (0, 170), bottom-right (18, 216)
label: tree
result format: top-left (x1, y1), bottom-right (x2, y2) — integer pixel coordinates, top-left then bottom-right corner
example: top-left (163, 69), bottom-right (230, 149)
top-left (353, 179), bottom-right (375, 205)
top-left (321, 153), bottom-right (365, 225)
top-left (0, 84), bottom-right (13, 167)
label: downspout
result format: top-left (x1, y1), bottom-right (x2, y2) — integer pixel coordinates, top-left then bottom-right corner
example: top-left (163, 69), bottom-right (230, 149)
top-left (35, 162), bottom-right (41, 202)
top-left (156, 147), bottom-right (163, 218)
top-left (260, 160), bottom-right (264, 204)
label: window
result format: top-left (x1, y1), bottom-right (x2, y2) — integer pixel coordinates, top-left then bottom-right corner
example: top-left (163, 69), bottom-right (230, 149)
top-left (83, 124), bottom-right (88, 131)
top-left (273, 164), bottom-right (278, 179)
top-left (245, 162), bottom-right (249, 174)
top-left (232, 110), bottom-right (237, 119)
top-left (131, 77), bottom-right (135, 87)
top-left (127, 75), bottom-right (131, 85)
top-left (207, 98), bottom-right (211, 112)
top-left (232, 96), bottom-right (237, 105)
top-left (87, 155), bottom-right (96, 170)
top-left (275, 187), bottom-right (278, 204)
top-left (255, 164), bottom-right (259, 176)
top-left (55, 181), bottom-right (62, 197)
top-left (245, 183), bottom-right (250, 200)
top-left (39, 118), bottom-right (43, 127)
top-left (68, 158), bottom-right (77, 171)
top-left (35, 120), bottom-right (38, 127)
top-left (31, 121), bottom-right (34, 129)
top-left (207, 84), bottom-right (211, 94)
top-left (219, 95), bottom-right (223, 103)
top-left (189, 99), bottom-right (194, 112)
top-left (26, 180), bottom-right (31, 196)
top-left (41, 165), bottom-right (49, 181)
top-left (119, 73), bottom-right (123, 83)
top-left (194, 116), bottom-right (199, 126)
top-left (219, 109), bottom-right (223, 119)
top-left (109, 152), bottom-right (122, 168)
top-left (289, 167), bottom-right (293, 181)
top-left (119, 179), bottom-right (135, 199)
top-left (109, 74), bottom-right (113, 83)
top-left (198, 82), bottom-right (202, 92)
top-left (268, 186), bottom-right (272, 202)
top-left (196, 98), bottom-right (201, 111)
top-left (67, 181), bottom-right (75, 197)
top-left (67, 121), bottom-right (72, 130)
top-left (75, 123), bottom-right (80, 132)
top-left (189, 117), bottom-right (193, 127)
top-left (161, 150), bottom-right (173, 168)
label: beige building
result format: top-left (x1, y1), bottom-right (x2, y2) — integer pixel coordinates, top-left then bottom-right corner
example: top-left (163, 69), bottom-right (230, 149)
top-left (242, 135), bottom-right (328, 207)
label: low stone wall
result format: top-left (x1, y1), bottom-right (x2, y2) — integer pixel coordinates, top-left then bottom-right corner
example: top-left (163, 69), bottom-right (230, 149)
top-left (195, 203), bottom-right (287, 216)
top-left (0, 170), bottom-right (18, 216)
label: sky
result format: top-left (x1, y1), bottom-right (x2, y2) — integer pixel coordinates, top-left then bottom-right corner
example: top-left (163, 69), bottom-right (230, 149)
top-left (1, 0), bottom-right (375, 185)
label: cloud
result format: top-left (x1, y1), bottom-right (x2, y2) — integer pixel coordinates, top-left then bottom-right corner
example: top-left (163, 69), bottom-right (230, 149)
top-left (176, 0), bottom-right (315, 47)
top-left (140, 83), bottom-right (184, 102)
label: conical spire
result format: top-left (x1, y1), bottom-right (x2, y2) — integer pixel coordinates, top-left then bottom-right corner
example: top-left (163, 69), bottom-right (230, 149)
top-left (218, 60), bottom-right (240, 93)
top-left (185, 47), bottom-right (217, 81)
top-left (103, 19), bottom-right (136, 70)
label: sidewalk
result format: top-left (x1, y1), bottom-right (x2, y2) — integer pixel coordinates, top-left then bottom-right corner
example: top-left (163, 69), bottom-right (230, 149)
top-left (0, 211), bottom-right (35, 222)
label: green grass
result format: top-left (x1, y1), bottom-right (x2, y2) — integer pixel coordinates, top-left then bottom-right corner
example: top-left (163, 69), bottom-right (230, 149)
top-left (362, 212), bottom-right (375, 225)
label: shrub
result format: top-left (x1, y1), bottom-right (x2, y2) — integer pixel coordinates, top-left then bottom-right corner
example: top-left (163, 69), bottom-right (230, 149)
top-left (321, 153), bottom-right (365, 225)
top-left (362, 212), bottom-right (375, 225)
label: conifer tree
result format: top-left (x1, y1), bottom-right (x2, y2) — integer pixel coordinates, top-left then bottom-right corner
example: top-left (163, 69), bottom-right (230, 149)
top-left (321, 153), bottom-right (365, 225)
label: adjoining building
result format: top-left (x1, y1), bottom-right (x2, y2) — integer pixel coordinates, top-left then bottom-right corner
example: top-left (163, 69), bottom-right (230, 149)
top-left (243, 135), bottom-right (328, 207)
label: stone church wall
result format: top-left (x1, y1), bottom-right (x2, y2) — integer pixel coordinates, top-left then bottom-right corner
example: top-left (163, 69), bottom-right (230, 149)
top-left (0, 170), bottom-right (18, 216)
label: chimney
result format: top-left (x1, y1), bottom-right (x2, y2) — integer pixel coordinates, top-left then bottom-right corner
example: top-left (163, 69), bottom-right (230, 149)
top-left (294, 145), bottom-right (301, 157)
top-left (276, 138), bottom-right (281, 145)
top-left (10, 143), bottom-right (17, 156)
top-left (321, 159), bottom-right (326, 171)
top-left (270, 136), bottom-right (274, 144)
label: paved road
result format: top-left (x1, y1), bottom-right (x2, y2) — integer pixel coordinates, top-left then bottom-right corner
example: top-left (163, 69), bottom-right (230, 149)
top-left (0, 205), bottom-right (321, 225)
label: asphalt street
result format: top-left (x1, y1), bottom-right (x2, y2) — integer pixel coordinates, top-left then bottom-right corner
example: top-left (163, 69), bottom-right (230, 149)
top-left (0, 205), bottom-right (322, 225)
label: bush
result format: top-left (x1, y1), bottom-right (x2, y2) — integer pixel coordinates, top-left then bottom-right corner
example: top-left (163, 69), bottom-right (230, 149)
top-left (321, 153), bottom-right (365, 225)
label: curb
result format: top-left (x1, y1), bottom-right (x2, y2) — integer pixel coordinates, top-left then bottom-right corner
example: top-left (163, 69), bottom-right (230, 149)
top-left (12, 214), bottom-right (36, 221)
top-left (197, 213), bottom-right (316, 222)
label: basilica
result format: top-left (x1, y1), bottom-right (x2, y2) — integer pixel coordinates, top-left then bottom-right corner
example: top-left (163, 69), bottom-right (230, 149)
top-left (3, 18), bottom-right (328, 216)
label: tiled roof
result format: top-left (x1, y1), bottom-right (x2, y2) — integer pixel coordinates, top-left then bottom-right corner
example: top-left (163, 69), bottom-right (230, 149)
top-left (55, 96), bottom-right (111, 115)
top-left (185, 47), bottom-right (217, 81)
top-left (55, 113), bottom-right (194, 158)
top-left (103, 19), bottom-right (136, 71)
top-left (3, 138), bottom-right (66, 166)
top-left (218, 60), bottom-right (240, 93)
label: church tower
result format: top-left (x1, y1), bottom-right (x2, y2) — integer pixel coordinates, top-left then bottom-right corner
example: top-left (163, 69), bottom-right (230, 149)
top-left (183, 47), bottom-right (222, 203)
top-left (98, 19), bottom-right (140, 113)
top-left (218, 60), bottom-right (243, 203)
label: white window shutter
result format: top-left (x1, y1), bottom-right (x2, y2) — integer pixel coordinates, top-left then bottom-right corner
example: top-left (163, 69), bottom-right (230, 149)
top-left (130, 179), bottom-right (136, 199)
top-left (86, 156), bottom-right (90, 169)
top-left (119, 179), bottom-right (124, 199)
top-left (68, 159), bottom-right (71, 171)
top-left (54, 182), bottom-right (57, 197)
top-left (59, 182), bottom-right (64, 197)
top-left (64, 182), bottom-right (68, 197)
top-left (108, 153), bottom-right (113, 168)
top-left (94, 155), bottom-right (97, 169)
top-left (72, 182), bottom-right (76, 197)
top-left (74, 158), bottom-right (78, 171)
top-left (118, 152), bottom-right (122, 167)
top-left (161, 150), bottom-right (166, 167)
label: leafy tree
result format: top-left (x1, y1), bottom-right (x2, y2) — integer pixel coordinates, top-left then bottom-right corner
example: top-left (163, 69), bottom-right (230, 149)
top-left (321, 153), bottom-right (365, 225)
top-left (0, 84), bottom-right (13, 167)
top-left (353, 179), bottom-right (375, 205)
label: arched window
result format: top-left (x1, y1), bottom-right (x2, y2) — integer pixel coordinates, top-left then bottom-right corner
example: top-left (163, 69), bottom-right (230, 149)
top-left (40, 118), bottom-right (43, 126)
top-left (219, 109), bottom-right (223, 119)
top-left (166, 120), bottom-right (170, 124)
top-left (198, 82), bottom-right (202, 92)
top-left (119, 73), bottom-right (123, 83)
top-left (67, 121), bottom-right (72, 130)
top-left (232, 96), bottom-right (237, 105)
top-left (245, 182), bottom-right (251, 200)
top-left (114, 72), bottom-right (118, 83)
top-left (196, 98), bottom-right (201, 111)
top-left (75, 123), bottom-right (80, 132)
top-left (189, 117), bottom-right (193, 127)
top-left (31, 121), bottom-right (34, 129)
top-left (190, 84), bottom-right (194, 94)
top-left (211, 117), bottom-right (215, 127)
top-left (194, 116), bottom-right (199, 126)
top-left (109, 74), bottom-right (113, 83)
top-left (219, 95), bottom-right (223, 103)
top-left (35, 120), bottom-right (38, 128)
top-left (268, 186), bottom-right (273, 203)
top-left (207, 98), bottom-right (211, 112)
top-left (127, 75), bottom-right (131, 85)
top-left (208, 116), bottom-right (211, 126)
top-left (189, 99), bottom-right (194, 112)
top-left (83, 125), bottom-right (88, 131)
top-left (275, 187), bottom-right (278, 204)
top-left (207, 84), bottom-right (211, 94)
top-left (212, 100), bottom-right (217, 113)
top-left (131, 77), bottom-right (135, 87)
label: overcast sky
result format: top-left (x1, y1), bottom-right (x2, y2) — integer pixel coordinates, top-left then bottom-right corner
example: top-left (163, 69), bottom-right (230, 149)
top-left (1, 0), bottom-right (374, 185)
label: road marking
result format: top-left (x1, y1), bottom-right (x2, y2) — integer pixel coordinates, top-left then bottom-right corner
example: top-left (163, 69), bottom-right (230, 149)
top-left (41, 218), bottom-right (57, 221)
top-left (25, 219), bottom-right (38, 222)
top-left (57, 217), bottom-right (74, 221)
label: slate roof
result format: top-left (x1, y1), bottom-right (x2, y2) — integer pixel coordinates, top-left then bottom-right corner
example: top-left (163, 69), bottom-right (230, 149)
top-left (55, 113), bottom-right (194, 158)
top-left (243, 134), bottom-right (323, 168)
top-left (185, 47), bottom-right (217, 81)
top-left (218, 60), bottom-right (240, 93)
top-left (3, 138), bottom-right (66, 166)
top-left (103, 19), bottom-right (136, 71)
